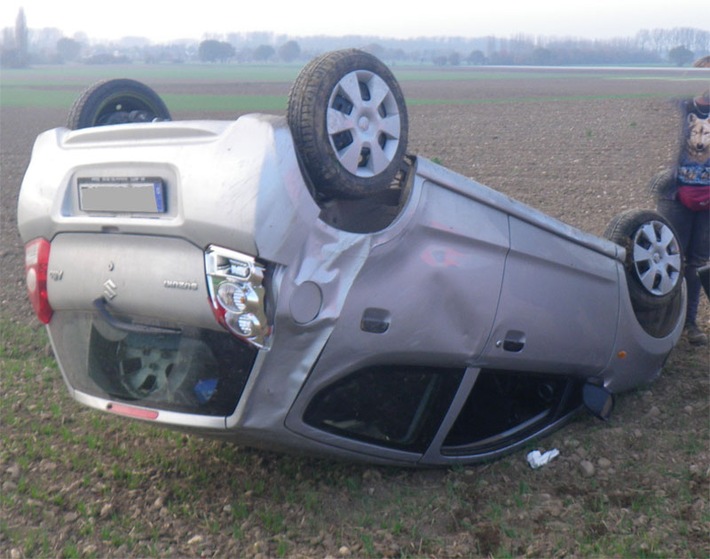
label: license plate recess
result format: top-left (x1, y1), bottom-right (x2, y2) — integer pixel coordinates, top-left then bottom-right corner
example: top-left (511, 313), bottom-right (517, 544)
top-left (79, 177), bottom-right (166, 213)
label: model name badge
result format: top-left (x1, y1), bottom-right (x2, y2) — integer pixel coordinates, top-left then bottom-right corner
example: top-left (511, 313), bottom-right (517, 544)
top-left (163, 280), bottom-right (198, 291)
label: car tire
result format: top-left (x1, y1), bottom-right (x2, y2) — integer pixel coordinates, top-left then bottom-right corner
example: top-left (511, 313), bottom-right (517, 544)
top-left (287, 49), bottom-right (409, 199)
top-left (604, 210), bottom-right (684, 338)
top-left (67, 78), bottom-right (171, 129)
top-left (605, 209), bottom-right (684, 308)
top-left (605, 209), bottom-right (685, 337)
top-left (646, 168), bottom-right (675, 199)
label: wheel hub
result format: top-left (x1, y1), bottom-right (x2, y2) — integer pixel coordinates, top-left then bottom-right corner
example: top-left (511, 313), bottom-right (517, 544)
top-left (326, 69), bottom-right (402, 178)
top-left (632, 220), bottom-right (681, 296)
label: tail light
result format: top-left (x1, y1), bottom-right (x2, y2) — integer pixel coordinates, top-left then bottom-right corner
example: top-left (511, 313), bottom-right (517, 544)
top-left (205, 246), bottom-right (270, 348)
top-left (24, 238), bottom-right (53, 323)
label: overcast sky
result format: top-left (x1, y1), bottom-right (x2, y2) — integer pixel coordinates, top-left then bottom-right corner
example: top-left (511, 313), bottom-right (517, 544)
top-left (1, 0), bottom-right (707, 43)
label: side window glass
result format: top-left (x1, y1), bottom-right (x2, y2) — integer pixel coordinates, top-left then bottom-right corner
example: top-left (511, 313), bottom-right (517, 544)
top-left (304, 366), bottom-right (463, 453)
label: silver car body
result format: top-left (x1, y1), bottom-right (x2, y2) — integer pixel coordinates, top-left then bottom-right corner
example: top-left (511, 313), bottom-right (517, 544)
top-left (17, 114), bottom-right (685, 466)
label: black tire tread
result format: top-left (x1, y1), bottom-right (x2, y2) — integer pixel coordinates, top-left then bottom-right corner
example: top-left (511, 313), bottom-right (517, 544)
top-left (646, 168), bottom-right (676, 199)
top-left (67, 78), bottom-right (171, 130)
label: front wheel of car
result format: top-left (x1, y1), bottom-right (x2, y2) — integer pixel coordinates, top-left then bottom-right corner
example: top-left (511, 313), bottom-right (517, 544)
top-left (604, 209), bottom-right (685, 337)
top-left (287, 49), bottom-right (409, 199)
top-left (67, 78), bottom-right (171, 129)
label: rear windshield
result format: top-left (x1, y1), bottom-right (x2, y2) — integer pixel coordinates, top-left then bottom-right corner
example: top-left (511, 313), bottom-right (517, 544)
top-left (48, 312), bottom-right (257, 417)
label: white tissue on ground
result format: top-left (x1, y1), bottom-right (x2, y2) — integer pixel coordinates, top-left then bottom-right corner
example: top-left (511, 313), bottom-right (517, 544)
top-left (527, 448), bottom-right (560, 469)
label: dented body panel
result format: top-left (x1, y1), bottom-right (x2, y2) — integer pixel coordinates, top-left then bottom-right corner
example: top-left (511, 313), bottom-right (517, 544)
top-left (17, 115), bottom-right (685, 466)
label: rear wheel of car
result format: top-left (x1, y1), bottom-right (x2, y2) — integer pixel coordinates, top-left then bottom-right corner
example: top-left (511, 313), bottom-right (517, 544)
top-left (67, 78), bottom-right (171, 129)
top-left (287, 49), bottom-right (409, 199)
top-left (604, 209), bottom-right (684, 337)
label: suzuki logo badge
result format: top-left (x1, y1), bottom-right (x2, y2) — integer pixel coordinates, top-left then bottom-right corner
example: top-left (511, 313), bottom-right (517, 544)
top-left (103, 279), bottom-right (117, 300)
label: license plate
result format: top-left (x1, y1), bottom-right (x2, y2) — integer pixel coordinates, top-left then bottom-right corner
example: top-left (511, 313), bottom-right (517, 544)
top-left (79, 177), bottom-right (166, 213)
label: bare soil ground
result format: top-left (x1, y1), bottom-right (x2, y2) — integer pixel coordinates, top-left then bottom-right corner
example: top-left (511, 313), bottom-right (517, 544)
top-left (1, 67), bottom-right (708, 558)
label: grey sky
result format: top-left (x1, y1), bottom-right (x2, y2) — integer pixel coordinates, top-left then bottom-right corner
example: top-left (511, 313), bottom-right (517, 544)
top-left (1, 0), bottom-right (707, 43)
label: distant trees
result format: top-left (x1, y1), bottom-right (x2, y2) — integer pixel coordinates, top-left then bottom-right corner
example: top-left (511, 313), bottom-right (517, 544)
top-left (668, 45), bottom-right (694, 66)
top-left (14, 8), bottom-right (28, 67)
top-left (84, 53), bottom-right (130, 64)
top-left (253, 44), bottom-right (275, 61)
top-left (277, 40), bottom-right (300, 62)
top-left (636, 27), bottom-right (709, 56)
top-left (360, 43), bottom-right (386, 58)
top-left (532, 48), bottom-right (553, 65)
top-left (467, 50), bottom-right (486, 65)
top-left (400, 27), bottom-right (709, 67)
top-left (196, 40), bottom-right (299, 63)
top-left (1, 8), bottom-right (29, 67)
top-left (1, 15), bottom-right (708, 68)
top-left (56, 37), bottom-right (81, 62)
top-left (431, 52), bottom-right (462, 66)
top-left (198, 39), bottom-right (235, 62)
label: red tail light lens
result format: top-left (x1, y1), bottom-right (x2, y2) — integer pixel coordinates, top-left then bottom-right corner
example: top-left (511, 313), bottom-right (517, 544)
top-left (24, 238), bottom-right (53, 324)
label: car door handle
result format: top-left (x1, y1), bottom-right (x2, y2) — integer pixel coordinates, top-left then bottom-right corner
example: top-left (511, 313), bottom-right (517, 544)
top-left (496, 330), bottom-right (526, 352)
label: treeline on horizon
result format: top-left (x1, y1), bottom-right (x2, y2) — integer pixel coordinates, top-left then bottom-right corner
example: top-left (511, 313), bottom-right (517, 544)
top-left (1, 10), bottom-right (708, 68)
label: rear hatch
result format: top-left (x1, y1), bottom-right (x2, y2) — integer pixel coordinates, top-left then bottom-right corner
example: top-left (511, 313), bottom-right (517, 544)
top-left (45, 233), bottom-right (259, 418)
top-left (17, 118), bottom-right (299, 420)
top-left (48, 233), bottom-right (214, 328)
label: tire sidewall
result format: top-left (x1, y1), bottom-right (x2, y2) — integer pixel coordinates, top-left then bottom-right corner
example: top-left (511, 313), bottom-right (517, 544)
top-left (605, 209), bottom-right (684, 310)
top-left (68, 79), bottom-right (171, 130)
top-left (288, 50), bottom-right (408, 199)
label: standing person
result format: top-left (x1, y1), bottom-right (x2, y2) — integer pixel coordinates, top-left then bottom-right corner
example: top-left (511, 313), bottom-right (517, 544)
top-left (650, 90), bottom-right (710, 346)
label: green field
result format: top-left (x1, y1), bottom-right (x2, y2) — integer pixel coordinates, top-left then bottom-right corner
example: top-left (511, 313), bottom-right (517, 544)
top-left (2, 63), bottom-right (706, 112)
top-left (0, 64), bottom-right (298, 111)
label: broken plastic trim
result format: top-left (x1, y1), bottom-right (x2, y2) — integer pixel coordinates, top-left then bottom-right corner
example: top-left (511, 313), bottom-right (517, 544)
top-left (583, 383), bottom-right (615, 420)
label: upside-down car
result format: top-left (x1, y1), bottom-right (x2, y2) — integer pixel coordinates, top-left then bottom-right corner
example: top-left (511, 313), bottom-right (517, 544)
top-left (17, 50), bottom-right (686, 466)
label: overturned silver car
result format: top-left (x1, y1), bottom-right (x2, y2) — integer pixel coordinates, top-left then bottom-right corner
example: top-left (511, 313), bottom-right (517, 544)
top-left (18, 50), bottom-right (686, 466)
